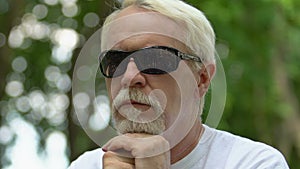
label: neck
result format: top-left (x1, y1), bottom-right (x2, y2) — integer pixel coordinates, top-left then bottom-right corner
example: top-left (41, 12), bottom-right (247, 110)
top-left (170, 119), bottom-right (203, 164)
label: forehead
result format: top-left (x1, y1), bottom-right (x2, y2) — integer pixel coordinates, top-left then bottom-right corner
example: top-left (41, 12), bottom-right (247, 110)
top-left (101, 6), bottom-right (189, 52)
top-left (112, 34), bottom-right (188, 53)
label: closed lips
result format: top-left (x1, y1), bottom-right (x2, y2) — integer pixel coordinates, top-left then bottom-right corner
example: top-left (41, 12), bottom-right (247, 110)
top-left (119, 100), bottom-right (150, 109)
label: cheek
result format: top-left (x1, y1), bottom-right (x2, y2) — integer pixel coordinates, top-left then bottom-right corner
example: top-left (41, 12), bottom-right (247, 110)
top-left (163, 64), bottom-right (198, 126)
top-left (105, 79), bottom-right (118, 102)
top-left (157, 79), bottom-right (181, 127)
top-left (165, 98), bottom-right (181, 127)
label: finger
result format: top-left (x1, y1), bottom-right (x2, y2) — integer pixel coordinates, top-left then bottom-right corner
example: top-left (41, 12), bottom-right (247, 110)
top-left (103, 134), bottom-right (153, 151)
top-left (104, 160), bottom-right (135, 169)
top-left (114, 148), bottom-right (134, 158)
top-left (103, 135), bottom-right (136, 152)
top-left (102, 135), bottom-right (125, 150)
top-left (103, 151), bottom-right (135, 167)
top-left (116, 153), bottom-right (135, 164)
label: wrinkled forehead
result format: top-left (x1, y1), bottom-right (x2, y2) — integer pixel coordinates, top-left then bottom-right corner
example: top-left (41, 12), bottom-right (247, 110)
top-left (101, 12), bottom-right (189, 51)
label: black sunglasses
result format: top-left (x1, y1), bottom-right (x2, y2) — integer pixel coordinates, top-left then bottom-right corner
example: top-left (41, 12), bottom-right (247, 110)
top-left (99, 46), bottom-right (202, 78)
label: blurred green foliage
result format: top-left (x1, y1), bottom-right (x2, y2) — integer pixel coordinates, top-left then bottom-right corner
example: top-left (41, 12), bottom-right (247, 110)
top-left (0, 0), bottom-right (299, 168)
top-left (191, 0), bottom-right (300, 168)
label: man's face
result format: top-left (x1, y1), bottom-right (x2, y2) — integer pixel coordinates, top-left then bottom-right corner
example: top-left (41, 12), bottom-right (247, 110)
top-left (103, 6), bottom-right (200, 135)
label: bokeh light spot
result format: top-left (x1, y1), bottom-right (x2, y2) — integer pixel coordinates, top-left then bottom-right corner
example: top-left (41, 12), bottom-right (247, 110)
top-left (50, 93), bottom-right (69, 111)
top-left (52, 46), bottom-right (72, 64)
top-left (12, 56), bottom-right (28, 73)
top-left (62, 4), bottom-right (78, 18)
top-left (32, 4), bottom-right (48, 19)
top-left (44, 131), bottom-right (68, 168)
top-left (5, 81), bottom-right (24, 97)
top-left (46, 131), bottom-right (67, 153)
top-left (216, 43), bottom-right (230, 59)
top-left (21, 13), bottom-right (37, 37)
top-left (46, 94), bottom-right (67, 126)
top-left (73, 92), bottom-right (90, 109)
top-left (29, 90), bottom-right (46, 111)
top-left (0, 125), bottom-right (14, 145)
top-left (16, 96), bottom-right (31, 113)
top-left (44, 0), bottom-right (59, 6)
top-left (31, 22), bottom-right (49, 40)
top-left (8, 28), bottom-right (24, 48)
top-left (89, 95), bottom-right (110, 131)
top-left (56, 74), bottom-right (71, 92)
top-left (45, 65), bottom-right (61, 82)
top-left (4, 116), bottom-right (48, 169)
top-left (52, 28), bottom-right (79, 49)
top-left (76, 65), bottom-right (92, 81)
top-left (83, 12), bottom-right (100, 28)
top-left (60, 0), bottom-right (77, 6)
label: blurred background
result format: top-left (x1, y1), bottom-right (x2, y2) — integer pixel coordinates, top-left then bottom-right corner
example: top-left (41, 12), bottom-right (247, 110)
top-left (0, 0), bottom-right (299, 168)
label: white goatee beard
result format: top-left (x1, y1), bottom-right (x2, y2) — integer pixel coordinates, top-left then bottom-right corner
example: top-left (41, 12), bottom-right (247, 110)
top-left (112, 88), bottom-right (166, 135)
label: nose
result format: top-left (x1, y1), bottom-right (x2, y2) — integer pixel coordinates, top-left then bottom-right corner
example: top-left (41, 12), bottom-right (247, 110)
top-left (121, 58), bottom-right (146, 88)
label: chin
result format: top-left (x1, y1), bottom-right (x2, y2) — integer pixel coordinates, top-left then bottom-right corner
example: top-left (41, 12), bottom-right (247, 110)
top-left (114, 118), bottom-right (166, 135)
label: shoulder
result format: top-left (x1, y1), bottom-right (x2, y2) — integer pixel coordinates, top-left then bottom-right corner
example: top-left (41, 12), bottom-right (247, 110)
top-left (204, 125), bottom-right (289, 168)
top-left (229, 136), bottom-right (289, 168)
top-left (68, 148), bottom-right (104, 169)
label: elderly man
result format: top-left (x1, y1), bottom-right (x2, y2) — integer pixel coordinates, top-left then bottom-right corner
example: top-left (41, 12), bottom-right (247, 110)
top-left (69, 0), bottom-right (289, 168)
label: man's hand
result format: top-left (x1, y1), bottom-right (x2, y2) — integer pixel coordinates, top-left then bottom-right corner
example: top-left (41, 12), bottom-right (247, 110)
top-left (102, 151), bottom-right (135, 169)
top-left (102, 133), bottom-right (170, 169)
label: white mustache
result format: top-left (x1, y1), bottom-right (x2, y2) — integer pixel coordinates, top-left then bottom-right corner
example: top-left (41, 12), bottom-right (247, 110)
top-left (111, 88), bottom-right (166, 134)
top-left (113, 88), bottom-right (159, 111)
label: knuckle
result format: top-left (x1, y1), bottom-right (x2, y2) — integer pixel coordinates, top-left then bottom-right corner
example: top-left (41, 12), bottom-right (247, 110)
top-left (104, 160), bottom-right (133, 169)
top-left (103, 160), bottom-right (115, 166)
top-left (152, 135), bottom-right (169, 148)
top-left (103, 151), bottom-right (115, 158)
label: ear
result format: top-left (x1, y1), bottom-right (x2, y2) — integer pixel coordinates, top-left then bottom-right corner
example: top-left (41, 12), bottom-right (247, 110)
top-left (196, 64), bottom-right (216, 97)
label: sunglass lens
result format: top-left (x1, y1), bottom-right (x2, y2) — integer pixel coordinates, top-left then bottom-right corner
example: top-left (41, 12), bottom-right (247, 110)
top-left (99, 47), bottom-right (181, 78)
top-left (133, 48), bottom-right (179, 74)
top-left (100, 51), bottom-right (128, 78)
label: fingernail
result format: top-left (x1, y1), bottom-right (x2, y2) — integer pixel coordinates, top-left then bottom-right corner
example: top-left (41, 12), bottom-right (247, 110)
top-left (102, 148), bottom-right (107, 152)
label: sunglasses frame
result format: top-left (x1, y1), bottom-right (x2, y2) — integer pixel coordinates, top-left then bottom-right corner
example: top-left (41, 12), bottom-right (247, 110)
top-left (99, 46), bottom-right (202, 78)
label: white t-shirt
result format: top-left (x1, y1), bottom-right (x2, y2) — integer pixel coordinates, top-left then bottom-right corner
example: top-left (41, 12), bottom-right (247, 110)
top-left (68, 125), bottom-right (289, 169)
